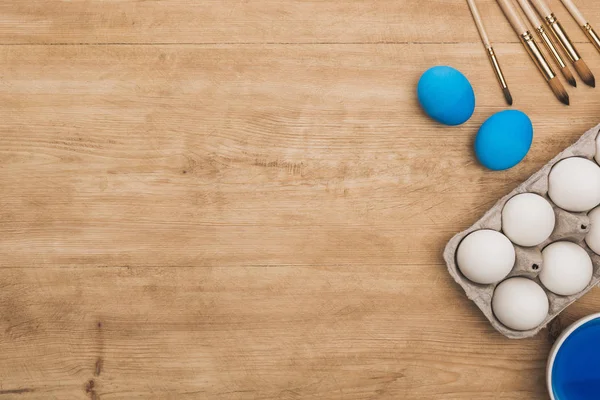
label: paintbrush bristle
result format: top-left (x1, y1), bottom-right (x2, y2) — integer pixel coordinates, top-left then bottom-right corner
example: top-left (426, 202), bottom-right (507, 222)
top-left (573, 59), bottom-right (595, 87)
top-left (549, 77), bottom-right (570, 105)
top-left (561, 66), bottom-right (577, 87)
top-left (503, 87), bottom-right (513, 106)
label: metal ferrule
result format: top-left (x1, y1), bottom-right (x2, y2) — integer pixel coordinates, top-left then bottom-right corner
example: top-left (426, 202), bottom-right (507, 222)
top-left (583, 23), bottom-right (600, 53)
top-left (545, 14), bottom-right (580, 63)
top-left (520, 31), bottom-right (556, 81)
top-left (486, 47), bottom-right (508, 89)
top-left (536, 25), bottom-right (566, 69)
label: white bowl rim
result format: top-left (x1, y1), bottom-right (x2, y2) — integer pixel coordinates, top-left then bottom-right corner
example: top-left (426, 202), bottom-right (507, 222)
top-left (547, 312), bottom-right (600, 400)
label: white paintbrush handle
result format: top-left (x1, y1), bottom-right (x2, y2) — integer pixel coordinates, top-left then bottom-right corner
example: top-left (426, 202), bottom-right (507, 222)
top-left (560, 0), bottom-right (587, 26)
top-left (466, 0), bottom-right (491, 48)
top-left (518, 0), bottom-right (543, 28)
top-left (530, 0), bottom-right (553, 18)
top-left (497, 0), bottom-right (529, 35)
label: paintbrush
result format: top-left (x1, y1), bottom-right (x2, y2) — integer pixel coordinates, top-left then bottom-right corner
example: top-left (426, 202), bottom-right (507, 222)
top-left (530, 0), bottom-right (595, 87)
top-left (560, 0), bottom-right (600, 54)
top-left (496, 0), bottom-right (569, 105)
top-left (517, 0), bottom-right (576, 87)
top-left (466, 0), bottom-right (513, 105)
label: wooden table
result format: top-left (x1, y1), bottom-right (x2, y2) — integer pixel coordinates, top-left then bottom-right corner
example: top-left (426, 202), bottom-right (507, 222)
top-left (2, 1), bottom-right (600, 398)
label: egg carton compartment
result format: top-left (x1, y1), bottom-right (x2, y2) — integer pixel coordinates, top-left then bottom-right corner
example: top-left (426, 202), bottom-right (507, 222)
top-left (444, 124), bottom-right (600, 339)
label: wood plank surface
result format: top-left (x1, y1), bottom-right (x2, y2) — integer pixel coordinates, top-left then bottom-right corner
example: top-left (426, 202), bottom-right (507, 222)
top-left (1, 0), bottom-right (600, 399)
top-left (1, 266), bottom-right (600, 400)
top-left (1, 0), bottom-right (599, 44)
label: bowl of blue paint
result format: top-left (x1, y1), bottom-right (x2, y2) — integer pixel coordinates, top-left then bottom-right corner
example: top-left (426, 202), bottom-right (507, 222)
top-left (548, 313), bottom-right (600, 400)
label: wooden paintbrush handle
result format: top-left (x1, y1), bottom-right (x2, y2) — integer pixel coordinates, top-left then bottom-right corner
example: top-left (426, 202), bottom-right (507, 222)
top-left (530, 0), bottom-right (553, 18)
top-left (497, 0), bottom-right (529, 35)
top-left (466, 0), bottom-right (491, 48)
top-left (517, 0), bottom-right (543, 28)
top-left (560, 0), bottom-right (587, 26)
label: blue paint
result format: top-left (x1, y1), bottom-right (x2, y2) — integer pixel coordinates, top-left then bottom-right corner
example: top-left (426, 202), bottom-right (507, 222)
top-left (474, 110), bottom-right (533, 171)
top-left (417, 66), bottom-right (475, 126)
top-left (552, 318), bottom-right (600, 400)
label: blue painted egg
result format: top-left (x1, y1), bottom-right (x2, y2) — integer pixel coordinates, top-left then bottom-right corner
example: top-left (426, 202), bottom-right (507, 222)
top-left (417, 66), bottom-right (475, 126)
top-left (475, 110), bottom-right (533, 171)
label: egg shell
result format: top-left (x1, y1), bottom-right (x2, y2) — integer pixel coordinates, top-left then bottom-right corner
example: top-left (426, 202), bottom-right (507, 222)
top-left (595, 134), bottom-right (600, 165)
top-left (417, 66), bottom-right (475, 126)
top-left (585, 206), bottom-right (600, 255)
top-left (456, 229), bottom-right (515, 284)
top-left (492, 277), bottom-right (549, 331)
top-left (475, 110), bottom-right (533, 171)
top-left (501, 193), bottom-right (555, 247)
top-left (541, 241), bottom-right (593, 296)
top-left (444, 124), bottom-right (600, 339)
top-left (548, 157), bottom-right (600, 212)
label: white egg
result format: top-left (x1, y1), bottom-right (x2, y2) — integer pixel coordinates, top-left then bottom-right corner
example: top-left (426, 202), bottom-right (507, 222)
top-left (594, 135), bottom-right (600, 164)
top-left (540, 241), bottom-right (593, 296)
top-left (502, 193), bottom-right (555, 247)
top-left (586, 206), bottom-right (600, 255)
top-left (457, 230), bottom-right (515, 284)
top-left (492, 277), bottom-right (549, 331)
top-left (548, 157), bottom-right (600, 212)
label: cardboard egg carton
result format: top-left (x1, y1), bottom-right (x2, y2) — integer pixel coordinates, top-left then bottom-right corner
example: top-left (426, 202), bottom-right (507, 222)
top-left (444, 124), bottom-right (600, 339)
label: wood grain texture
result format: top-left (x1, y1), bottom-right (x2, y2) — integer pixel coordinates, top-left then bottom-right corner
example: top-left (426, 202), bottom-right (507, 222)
top-left (1, 0), bottom-right (600, 44)
top-left (2, 266), bottom-right (600, 400)
top-left (1, 0), bottom-right (600, 399)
